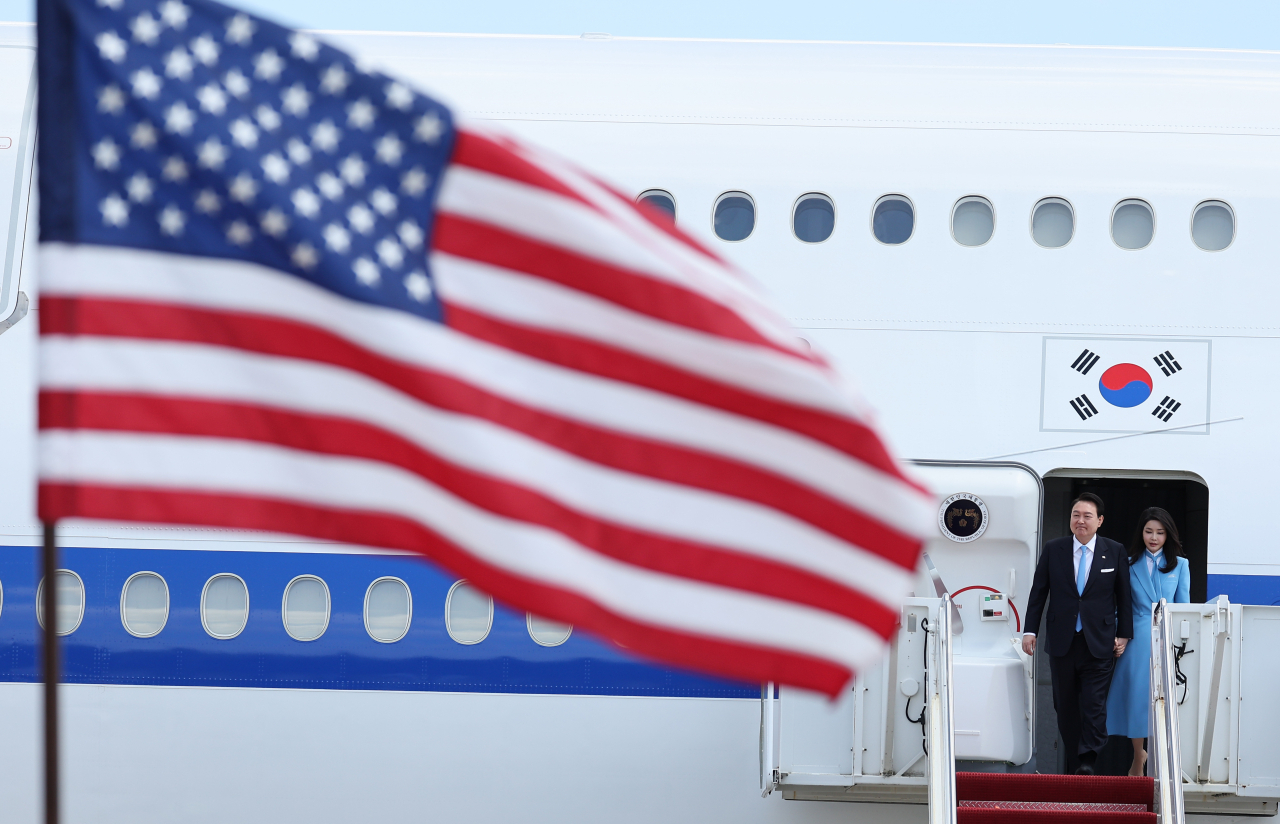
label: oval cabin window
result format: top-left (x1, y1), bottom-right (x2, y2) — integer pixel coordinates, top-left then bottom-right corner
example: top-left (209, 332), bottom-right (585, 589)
top-left (445, 580), bottom-right (493, 644)
top-left (951, 196), bottom-right (995, 247)
top-left (713, 192), bottom-right (755, 242)
top-left (871, 195), bottom-right (914, 245)
top-left (283, 575), bottom-right (330, 641)
top-left (121, 572), bottom-right (169, 638)
top-left (365, 577), bottom-right (412, 643)
top-left (636, 189), bottom-right (676, 223)
top-left (37, 570), bottom-right (85, 636)
top-left (792, 193), bottom-right (835, 243)
top-left (1112, 199), bottom-right (1155, 250)
top-left (201, 574), bottom-right (249, 639)
top-left (1032, 198), bottom-right (1074, 248)
top-left (1192, 200), bottom-right (1234, 251)
top-left (527, 613), bottom-right (573, 647)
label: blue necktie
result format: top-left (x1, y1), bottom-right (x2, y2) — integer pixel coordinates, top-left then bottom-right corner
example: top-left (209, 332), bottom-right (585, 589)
top-left (1075, 547), bottom-right (1089, 631)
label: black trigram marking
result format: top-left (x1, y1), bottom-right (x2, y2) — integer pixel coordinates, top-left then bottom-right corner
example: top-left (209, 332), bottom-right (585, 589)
top-left (1153, 350), bottom-right (1182, 377)
top-left (1070, 394), bottom-right (1099, 420)
top-left (1071, 348), bottom-right (1101, 375)
top-left (1152, 396), bottom-right (1181, 422)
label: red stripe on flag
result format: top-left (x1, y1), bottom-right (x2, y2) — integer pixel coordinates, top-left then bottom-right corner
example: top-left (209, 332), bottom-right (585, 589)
top-left (450, 130), bottom-right (592, 208)
top-left (39, 390), bottom-right (899, 635)
top-left (450, 131), bottom-right (735, 283)
top-left (433, 213), bottom-right (796, 354)
top-left (588, 171), bottom-right (732, 269)
top-left (37, 481), bottom-right (855, 696)
top-left (40, 295), bottom-right (923, 568)
top-left (444, 302), bottom-right (918, 488)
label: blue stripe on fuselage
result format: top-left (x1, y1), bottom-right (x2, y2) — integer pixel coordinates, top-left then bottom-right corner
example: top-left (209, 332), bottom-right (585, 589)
top-left (1208, 573), bottom-right (1280, 607)
top-left (0, 545), bottom-right (756, 697)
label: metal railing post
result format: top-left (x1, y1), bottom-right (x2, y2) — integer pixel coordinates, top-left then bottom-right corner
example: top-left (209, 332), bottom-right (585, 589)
top-left (761, 682), bottom-right (776, 796)
top-left (1151, 599), bottom-right (1186, 824)
top-left (927, 596), bottom-right (956, 824)
top-left (1196, 596), bottom-right (1230, 784)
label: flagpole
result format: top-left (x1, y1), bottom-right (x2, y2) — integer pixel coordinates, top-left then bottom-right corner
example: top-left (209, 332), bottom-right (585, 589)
top-left (42, 520), bottom-right (59, 824)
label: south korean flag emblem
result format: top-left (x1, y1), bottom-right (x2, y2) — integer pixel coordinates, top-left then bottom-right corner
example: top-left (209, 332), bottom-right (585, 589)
top-left (1040, 337), bottom-right (1211, 434)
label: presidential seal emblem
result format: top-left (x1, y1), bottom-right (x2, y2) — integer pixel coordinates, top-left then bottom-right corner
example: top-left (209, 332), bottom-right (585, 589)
top-left (938, 493), bottom-right (989, 543)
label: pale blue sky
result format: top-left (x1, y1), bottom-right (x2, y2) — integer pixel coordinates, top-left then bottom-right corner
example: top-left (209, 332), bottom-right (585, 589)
top-left (4, 0), bottom-right (1280, 49)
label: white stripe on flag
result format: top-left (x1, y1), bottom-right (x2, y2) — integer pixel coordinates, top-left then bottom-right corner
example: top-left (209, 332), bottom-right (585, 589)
top-left (443, 140), bottom-right (801, 349)
top-left (40, 245), bottom-right (934, 538)
top-left (431, 251), bottom-right (854, 415)
top-left (41, 335), bottom-right (913, 604)
top-left (39, 429), bottom-right (890, 671)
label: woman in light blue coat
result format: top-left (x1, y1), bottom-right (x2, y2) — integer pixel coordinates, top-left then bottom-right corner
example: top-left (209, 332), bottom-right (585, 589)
top-left (1107, 506), bottom-right (1190, 776)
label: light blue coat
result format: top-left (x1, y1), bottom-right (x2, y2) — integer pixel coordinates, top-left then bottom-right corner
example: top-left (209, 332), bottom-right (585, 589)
top-left (1106, 552), bottom-right (1190, 738)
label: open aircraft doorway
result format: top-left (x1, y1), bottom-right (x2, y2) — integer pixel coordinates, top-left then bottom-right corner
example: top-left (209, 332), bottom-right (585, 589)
top-left (1041, 470), bottom-right (1208, 603)
top-left (1038, 469), bottom-right (1209, 775)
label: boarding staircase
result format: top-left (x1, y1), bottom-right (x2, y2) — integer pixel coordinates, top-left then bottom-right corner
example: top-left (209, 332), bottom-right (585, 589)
top-left (939, 597), bottom-right (1182, 824)
top-left (762, 594), bottom-right (1280, 824)
top-left (955, 773), bottom-right (1155, 824)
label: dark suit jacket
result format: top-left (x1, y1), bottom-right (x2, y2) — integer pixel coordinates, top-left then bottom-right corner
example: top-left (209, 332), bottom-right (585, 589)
top-left (1024, 535), bottom-right (1133, 659)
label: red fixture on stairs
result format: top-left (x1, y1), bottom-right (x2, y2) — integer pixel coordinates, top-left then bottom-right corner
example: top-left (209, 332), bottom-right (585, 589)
top-left (956, 772), bottom-right (1156, 824)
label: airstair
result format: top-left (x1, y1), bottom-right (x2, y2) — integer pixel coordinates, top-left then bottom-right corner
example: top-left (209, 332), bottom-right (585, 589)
top-left (761, 593), bottom-right (1280, 824)
top-left (955, 773), bottom-right (1155, 824)
top-left (760, 463), bottom-right (1280, 822)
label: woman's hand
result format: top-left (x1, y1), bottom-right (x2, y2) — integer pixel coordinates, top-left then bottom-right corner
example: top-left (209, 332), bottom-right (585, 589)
top-left (1114, 637), bottom-right (1128, 657)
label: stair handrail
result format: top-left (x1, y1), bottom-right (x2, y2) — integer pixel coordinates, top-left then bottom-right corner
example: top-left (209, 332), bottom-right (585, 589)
top-left (760, 681), bottom-right (777, 797)
top-left (928, 595), bottom-right (957, 824)
top-left (1150, 599), bottom-right (1186, 824)
top-left (1196, 595), bottom-right (1230, 784)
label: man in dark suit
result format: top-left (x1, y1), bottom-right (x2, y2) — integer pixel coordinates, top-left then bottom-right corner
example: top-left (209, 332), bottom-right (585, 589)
top-left (1023, 492), bottom-right (1132, 774)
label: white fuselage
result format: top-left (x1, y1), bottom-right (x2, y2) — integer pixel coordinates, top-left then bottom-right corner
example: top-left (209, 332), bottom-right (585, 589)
top-left (0, 24), bottom-right (1277, 823)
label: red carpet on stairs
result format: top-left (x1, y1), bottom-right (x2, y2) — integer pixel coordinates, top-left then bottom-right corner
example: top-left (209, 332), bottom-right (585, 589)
top-left (956, 772), bottom-right (1156, 824)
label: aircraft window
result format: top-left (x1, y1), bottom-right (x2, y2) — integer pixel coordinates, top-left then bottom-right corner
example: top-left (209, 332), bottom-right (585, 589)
top-left (120, 572), bottom-right (169, 638)
top-left (1112, 199), bottom-right (1155, 250)
top-left (951, 196), bottom-right (995, 247)
top-left (713, 191), bottom-right (755, 242)
top-left (527, 613), bottom-right (573, 647)
top-left (871, 195), bottom-right (914, 245)
top-left (445, 580), bottom-right (493, 644)
top-left (792, 193), bottom-right (835, 243)
top-left (637, 189), bottom-right (676, 223)
top-left (201, 573), bottom-right (249, 639)
top-left (365, 577), bottom-right (412, 643)
top-left (1031, 198), bottom-right (1074, 248)
top-left (36, 570), bottom-right (85, 636)
top-left (283, 575), bottom-right (330, 641)
top-left (1192, 200), bottom-right (1234, 251)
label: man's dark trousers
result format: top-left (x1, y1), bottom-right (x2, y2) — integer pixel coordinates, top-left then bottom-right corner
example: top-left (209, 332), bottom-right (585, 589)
top-left (1051, 631), bottom-right (1116, 774)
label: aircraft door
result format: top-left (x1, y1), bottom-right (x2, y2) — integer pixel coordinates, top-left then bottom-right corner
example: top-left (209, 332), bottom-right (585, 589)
top-left (909, 461), bottom-right (1041, 767)
top-left (763, 461), bottom-right (1041, 802)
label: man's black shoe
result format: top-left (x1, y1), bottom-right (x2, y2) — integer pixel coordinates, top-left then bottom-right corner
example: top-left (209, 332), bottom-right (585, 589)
top-left (1075, 762), bottom-right (1096, 776)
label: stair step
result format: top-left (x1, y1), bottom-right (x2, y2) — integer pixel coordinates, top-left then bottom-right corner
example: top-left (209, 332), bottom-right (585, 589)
top-left (956, 772), bottom-right (1155, 810)
top-left (957, 809), bottom-right (1156, 824)
top-left (960, 801), bottom-right (1148, 812)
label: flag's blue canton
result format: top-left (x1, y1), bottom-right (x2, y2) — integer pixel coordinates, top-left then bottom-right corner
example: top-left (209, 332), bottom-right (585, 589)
top-left (53, 0), bottom-right (455, 320)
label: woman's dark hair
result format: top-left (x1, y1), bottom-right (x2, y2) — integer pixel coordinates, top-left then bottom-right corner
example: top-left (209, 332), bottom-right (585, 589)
top-left (1128, 507), bottom-right (1182, 573)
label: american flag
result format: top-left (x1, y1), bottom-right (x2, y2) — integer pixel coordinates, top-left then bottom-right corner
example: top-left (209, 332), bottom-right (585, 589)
top-left (36, 0), bottom-right (933, 696)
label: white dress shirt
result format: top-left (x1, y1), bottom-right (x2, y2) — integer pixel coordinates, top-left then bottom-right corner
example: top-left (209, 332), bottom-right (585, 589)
top-left (1074, 534), bottom-right (1097, 585)
top-left (1024, 533), bottom-right (1097, 638)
